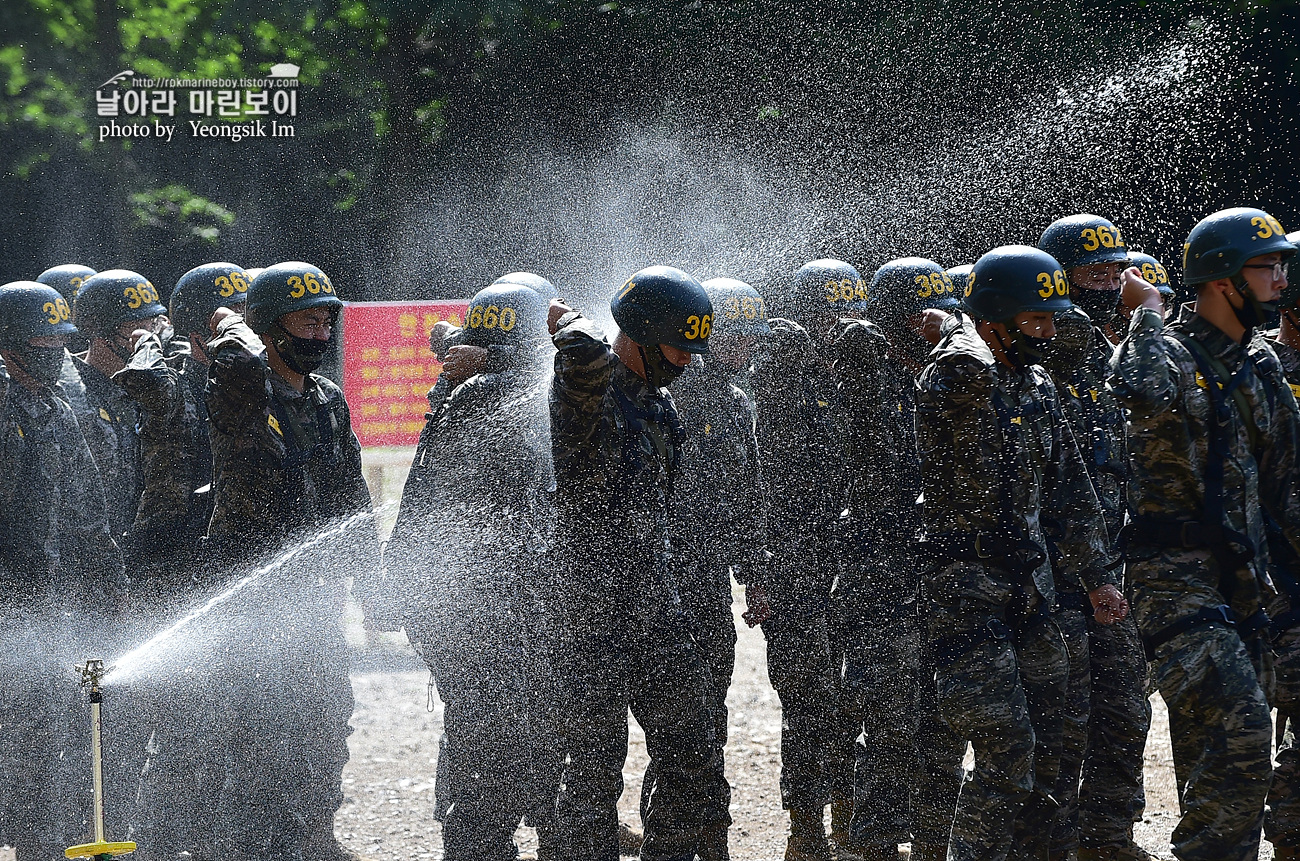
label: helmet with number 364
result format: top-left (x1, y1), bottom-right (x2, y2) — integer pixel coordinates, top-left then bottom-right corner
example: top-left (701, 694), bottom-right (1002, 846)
top-left (170, 262), bottom-right (252, 338)
top-left (245, 261), bottom-right (342, 334)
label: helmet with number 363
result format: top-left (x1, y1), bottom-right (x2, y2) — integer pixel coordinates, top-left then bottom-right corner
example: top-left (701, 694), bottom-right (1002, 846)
top-left (245, 261), bottom-right (342, 334)
top-left (73, 269), bottom-right (166, 337)
top-left (170, 262), bottom-right (252, 338)
top-left (462, 283), bottom-right (549, 347)
top-left (1183, 207), bottom-right (1297, 286)
top-left (963, 246), bottom-right (1074, 323)
top-left (701, 277), bottom-right (771, 338)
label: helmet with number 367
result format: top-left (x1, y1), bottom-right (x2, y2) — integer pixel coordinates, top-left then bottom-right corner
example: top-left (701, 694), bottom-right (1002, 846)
top-left (701, 277), bottom-right (771, 338)
top-left (73, 269), bottom-right (166, 337)
top-left (963, 246), bottom-right (1074, 323)
top-left (245, 261), bottom-right (342, 334)
top-left (170, 262), bottom-right (252, 338)
top-left (462, 283), bottom-right (549, 347)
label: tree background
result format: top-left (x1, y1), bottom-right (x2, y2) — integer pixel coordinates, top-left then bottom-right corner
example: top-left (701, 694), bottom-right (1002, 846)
top-left (1, 0), bottom-right (1297, 306)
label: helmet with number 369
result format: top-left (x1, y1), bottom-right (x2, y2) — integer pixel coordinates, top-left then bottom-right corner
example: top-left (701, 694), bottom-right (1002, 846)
top-left (245, 261), bottom-right (342, 334)
top-left (171, 262), bottom-right (251, 338)
top-left (73, 269), bottom-right (166, 337)
top-left (462, 283), bottom-right (549, 347)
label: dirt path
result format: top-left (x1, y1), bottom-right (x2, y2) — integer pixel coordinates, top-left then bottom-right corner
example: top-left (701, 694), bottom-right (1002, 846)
top-left (338, 598), bottom-right (1252, 861)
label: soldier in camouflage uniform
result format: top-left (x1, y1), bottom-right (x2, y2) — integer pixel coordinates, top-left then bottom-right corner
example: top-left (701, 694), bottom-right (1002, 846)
top-left (36, 263), bottom-right (96, 378)
top-left (113, 262), bottom-right (251, 860)
top-left (0, 281), bottom-right (125, 861)
top-left (917, 246), bottom-right (1118, 861)
top-left (1108, 207), bottom-right (1300, 861)
top-left (1127, 252), bottom-right (1175, 321)
top-left (547, 266), bottom-right (729, 861)
top-left (205, 262), bottom-right (376, 861)
top-left (383, 282), bottom-right (558, 861)
top-left (748, 259), bottom-right (854, 861)
top-left (1038, 215), bottom-right (1151, 861)
top-left (824, 256), bottom-right (961, 861)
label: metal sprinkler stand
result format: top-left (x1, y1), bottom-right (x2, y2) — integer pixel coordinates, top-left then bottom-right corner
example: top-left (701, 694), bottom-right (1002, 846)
top-left (65, 659), bottom-right (137, 861)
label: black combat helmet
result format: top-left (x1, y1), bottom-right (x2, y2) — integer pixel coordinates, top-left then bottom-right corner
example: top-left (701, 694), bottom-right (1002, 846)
top-left (74, 269), bottom-right (166, 338)
top-left (793, 258), bottom-right (869, 320)
top-left (245, 261), bottom-right (342, 334)
top-left (611, 266), bottom-right (712, 353)
top-left (963, 245), bottom-right (1073, 323)
top-left (36, 264), bottom-right (97, 304)
top-left (1038, 214), bottom-right (1129, 270)
top-left (945, 265), bottom-right (973, 308)
top-left (1127, 251), bottom-right (1175, 300)
top-left (701, 277), bottom-right (771, 338)
top-left (492, 271), bottom-right (559, 300)
top-left (0, 281), bottom-right (78, 347)
top-left (867, 257), bottom-right (956, 332)
top-left (1284, 232), bottom-right (1300, 312)
top-left (1183, 207), bottom-right (1297, 286)
top-left (462, 283), bottom-right (549, 348)
top-left (170, 262), bottom-right (251, 338)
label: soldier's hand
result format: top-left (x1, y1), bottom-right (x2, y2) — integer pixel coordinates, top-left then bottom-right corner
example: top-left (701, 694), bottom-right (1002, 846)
top-left (441, 345), bottom-right (488, 385)
top-left (743, 583), bottom-right (773, 627)
top-left (1120, 267), bottom-right (1163, 315)
top-left (548, 299), bottom-right (572, 335)
top-left (210, 306), bottom-right (238, 333)
top-left (920, 309), bottom-right (950, 346)
top-left (429, 320), bottom-right (455, 359)
top-left (1088, 583), bottom-right (1129, 625)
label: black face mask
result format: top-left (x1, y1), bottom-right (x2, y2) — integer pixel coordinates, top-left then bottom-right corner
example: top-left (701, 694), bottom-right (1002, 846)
top-left (638, 344), bottom-right (687, 389)
top-left (1230, 277), bottom-right (1277, 335)
top-left (272, 323), bottom-right (332, 375)
top-left (1071, 287), bottom-right (1121, 325)
top-left (1000, 328), bottom-right (1052, 369)
top-left (11, 345), bottom-right (66, 386)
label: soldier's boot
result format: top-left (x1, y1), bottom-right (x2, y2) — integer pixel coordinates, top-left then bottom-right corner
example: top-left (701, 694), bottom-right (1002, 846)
top-left (907, 844), bottom-right (947, 861)
top-left (618, 822), bottom-right (643, 856)
top-left (697, 822), bottom-right (730, 861)
top-left (785, 808), bottom-right (833, 861)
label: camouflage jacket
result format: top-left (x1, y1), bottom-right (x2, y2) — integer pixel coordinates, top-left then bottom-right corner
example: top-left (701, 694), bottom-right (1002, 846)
top-left (0, 356), bottom-right (125, 608)
top-left (114, 334), bottom-right (213, 562)
top-left (1041, 308), bottom-right (1129, 578)
top-left (205, 315), bottom-right (376, 574)
top-left (68, 354), bottom-right (141, 540)
top-left (1108, 306), bottom-right (1300, 632)
top-left (548, 311), bottom-right (682, 612)
top-left (916, 314), bottom-right (1111, 608)
top-left (668, 355), bottom-right (767, 592)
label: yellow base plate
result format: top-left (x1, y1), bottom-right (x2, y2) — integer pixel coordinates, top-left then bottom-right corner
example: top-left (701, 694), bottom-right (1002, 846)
top-left (65, 840), bottom-right (137, 859)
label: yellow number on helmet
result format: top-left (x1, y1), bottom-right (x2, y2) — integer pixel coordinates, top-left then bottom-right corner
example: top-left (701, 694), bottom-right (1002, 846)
top-left (1036, 272), bottom-right (1054, 299)
top-left (287, 276), bottom-right (306, 299)
top-left (499, 307), bottom-right (517, 331)
top-left (700, 314), bottom-right (712, 338)
top-left (1054, 270), bottom-right (1069, 296)
top-left (1113, 226), bottom-right (1126, 248)
top-left (320, 273), bottom-right (335, 294)
top-left (70, 276), bottom-right (85, 290)
top-left (1098, 227), bottom-right (1115, 248)
top-left (1081, 228), bottom-right (1100, 252)
top-left (725, 297), bottom-right (741, 320)
top-left (1253, 216), bottom-right (1275, 239)
top-left (742, 297), bottom-right (757, 319)
top-left (57, 298), bottom-right (71, 320)
top-left (43, 301), bottom-right (60, 325)
top-left (1140, 263), bottom-right (1156, 284)
top-left (303, 273), bottom-right (322, 294)
top-left (855, 280), bottom-right (869, 301)
top-left (914, 274), bottom-right (933, 299)
top-left (684, 315), bottom-right (701, 339)
top-left (124, 286), bottom-right (143, 309)
top-left (215, 275), bottom-right (235, 298)
top-left (231, 272), bottom-right (249, 293)
top-left (618, 280), bottom-right (636, 300)
top-left (468, 306), bottom-right (483, 328)
top-left (482, 305), bottom-right (500, 328)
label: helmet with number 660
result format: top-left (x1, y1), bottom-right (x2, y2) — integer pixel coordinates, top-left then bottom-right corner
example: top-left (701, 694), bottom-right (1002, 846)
top-left (74, 269), bottom-right (166, 337)
top-left (37, 264), bottom-right (97, 303)
top-left (1039, 214), bottom-right (1129, 270)
top-left (170, 263), bottom-right (251, 338)
top-left (245, 261), bottom-right (342, 334)
top-left (1183, 207), bottom-right (1297, 286)
top-left (611, 266), bottom-right (712, 353)
top-left (701, 277), bottom-right (771, 338)
top-left (868, 257), bottom-right (957, 331)
top-left (0, 281), bottom-right (78, 347)
top-left (963, 246), bottom-right (1073, 323)
top-left (462, 283), bottom-right (549, 347)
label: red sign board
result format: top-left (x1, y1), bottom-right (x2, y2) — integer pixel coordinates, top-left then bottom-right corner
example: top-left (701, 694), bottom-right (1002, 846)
top-left (342, 300), bottom-right (468, 447)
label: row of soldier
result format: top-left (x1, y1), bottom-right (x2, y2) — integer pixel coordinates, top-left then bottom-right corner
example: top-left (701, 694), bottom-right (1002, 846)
top-left (0, 202), bottom-right (1294, 861)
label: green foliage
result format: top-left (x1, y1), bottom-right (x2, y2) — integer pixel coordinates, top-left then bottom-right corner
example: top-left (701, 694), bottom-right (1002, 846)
top-left (130, 185), bottom-right (235, 246)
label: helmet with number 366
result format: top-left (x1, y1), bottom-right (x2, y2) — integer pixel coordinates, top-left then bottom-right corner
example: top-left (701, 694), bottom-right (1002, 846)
top-left (462, 283), bottom-right (549, 347)
top-left (73, 269), bottom-right (166, 337)
top-left (963, 246), bottom-right (1074, 323)
top-left (611, 266), bottom-right (713, 353)
top-left (170, 262), bottom-right (252, 338)
top-left (245, 261), bottom-right (342, 334)
top-left (1183, 207), bottom-right (1297, 286)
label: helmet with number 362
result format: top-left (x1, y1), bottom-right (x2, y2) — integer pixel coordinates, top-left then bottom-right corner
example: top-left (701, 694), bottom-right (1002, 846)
top-left (73, 269), bottom-right (166, 337)
top-left (1183, 207), bottom-right (1297, 286)
top-left (701, 277), bottom-right (771, 338)
top-left (462, 283), bottom-right (549, 348)
top-left (1038, 214), bottom-right (1129, 270)
top-left (245, 261), bottom-right (342, 334)
top-left (963, 246), bottom-right (1073, 323)
top-left (170, 262), bottom-right (252, 338)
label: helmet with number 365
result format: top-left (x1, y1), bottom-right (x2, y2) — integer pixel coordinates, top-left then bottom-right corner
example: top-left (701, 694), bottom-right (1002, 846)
top-left (73, 269), bottom-right (166, 337)
top-left (1183, 207), bottom-right (1297, 286)
top-left (245, 261), bottom-right (342, 334)
top-left (867, 257), bottom-right (957, 332)
top-left (170, 262), bottom-right (252, 338)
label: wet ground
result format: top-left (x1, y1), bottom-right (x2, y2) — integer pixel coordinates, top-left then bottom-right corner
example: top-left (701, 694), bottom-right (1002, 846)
top-left (337, 596), bottom-right (1220, 861)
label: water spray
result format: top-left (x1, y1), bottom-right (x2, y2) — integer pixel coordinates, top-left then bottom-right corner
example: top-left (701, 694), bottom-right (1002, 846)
top-left (65, 659), bottom-right (137, 861)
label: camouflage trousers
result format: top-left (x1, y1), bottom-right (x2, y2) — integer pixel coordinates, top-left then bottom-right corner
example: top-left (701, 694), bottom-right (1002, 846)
top-left (910, 614), bottom-right (967, 851)
top-left (761, 590), bottom-right (840, 812)
top-left (1266, 599), bottom-right (1300, 848)
top-left (553, 602), bottom-right (729, 861)
top-left (928, 594), bottom-right (1067, 861)
top-left (831, 577), bottom-right (920, 846)
top-left (1049, 602), bottom-right (1091, 856)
